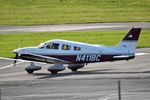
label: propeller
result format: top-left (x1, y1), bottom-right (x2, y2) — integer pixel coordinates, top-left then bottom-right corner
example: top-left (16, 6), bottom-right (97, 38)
top-left (14, 33), bottom-right (23, 66)
top-left (14, 53), bottom-right (19, 66)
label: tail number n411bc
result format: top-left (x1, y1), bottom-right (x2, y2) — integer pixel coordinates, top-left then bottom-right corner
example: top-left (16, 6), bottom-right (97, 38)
top-left (76, 55), bottom-right (101, 62)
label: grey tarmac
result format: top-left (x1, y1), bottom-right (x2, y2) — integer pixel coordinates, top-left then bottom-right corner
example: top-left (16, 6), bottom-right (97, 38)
top-left (0, 22), bottom-right (150, 33)
top-left (0, 48), bottom-right (150, 100)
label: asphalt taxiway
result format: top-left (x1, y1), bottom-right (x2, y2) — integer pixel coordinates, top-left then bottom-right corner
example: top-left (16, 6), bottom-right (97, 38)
top-left (0, 48), bottom-right (150, 100)
top-left (0, 22), bottom-right (150, 100)
top-left (0, 22), bottom-right (150, 33)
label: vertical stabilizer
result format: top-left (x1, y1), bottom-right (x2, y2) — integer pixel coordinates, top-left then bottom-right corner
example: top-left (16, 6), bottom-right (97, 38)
top-left (115, 28), bottom-right (141, 54)
top-left (122, 27), bottom-right (141, 41)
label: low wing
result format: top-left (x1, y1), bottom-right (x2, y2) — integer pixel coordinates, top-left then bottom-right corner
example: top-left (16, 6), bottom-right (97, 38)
top-left (0, 53), bottom-right (71, 64)
top-left (21, 53), bottom-right (71, 64)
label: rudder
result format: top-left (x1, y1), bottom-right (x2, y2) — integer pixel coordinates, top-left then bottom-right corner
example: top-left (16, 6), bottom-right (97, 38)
top-left (115, 28), bottom-right (142, 54)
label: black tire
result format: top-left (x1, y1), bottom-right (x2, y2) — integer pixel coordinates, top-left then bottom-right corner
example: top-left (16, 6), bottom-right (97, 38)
top-left (26, 70), bottom-right (34, 74)
top-left (70, 68), bottom-right (78, 72)
top-left (50, 71), bottom-right (58, 74)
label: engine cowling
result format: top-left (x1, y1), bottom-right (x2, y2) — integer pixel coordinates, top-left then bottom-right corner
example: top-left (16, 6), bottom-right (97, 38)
top-left (25, 62), bottom-right (41, 74)
top-left (47, 64), bottom-right (65, 74)
top-left (67, 63), bottom-right (85, 72)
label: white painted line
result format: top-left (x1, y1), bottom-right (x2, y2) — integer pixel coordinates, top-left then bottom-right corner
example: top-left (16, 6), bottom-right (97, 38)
top-left (0, 57), bottom-right (15, 61)
top-left (100, 92), bottom-right (129, 100)
top-left (6, 92), bottom-right (114, 98)
top-left (100, 93), bottom-right (117, 100)
top-left (0, 62), bottom-right (23, 70)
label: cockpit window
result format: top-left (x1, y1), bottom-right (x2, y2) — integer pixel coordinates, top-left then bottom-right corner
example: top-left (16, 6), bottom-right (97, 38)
top-left (74, 46), bottom-right (81, 51)
top-left (38, 43), bottom-right (46, 49)
top-left (62, 44), bottom-right (71, 50)
top-left (46, 42), bottom-right (59, 49)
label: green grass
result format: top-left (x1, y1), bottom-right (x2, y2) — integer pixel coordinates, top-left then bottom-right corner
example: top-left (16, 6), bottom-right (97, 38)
top-left (0, 30), bottom-right (149, 58)
top-left (0, 0), bottom-right (149, 25)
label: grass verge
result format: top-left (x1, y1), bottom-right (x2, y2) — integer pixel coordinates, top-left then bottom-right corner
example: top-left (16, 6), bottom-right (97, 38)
top-left (0, 30), bottom-right (149, 58)
top-left (0, 0), bottom-right (149, 25)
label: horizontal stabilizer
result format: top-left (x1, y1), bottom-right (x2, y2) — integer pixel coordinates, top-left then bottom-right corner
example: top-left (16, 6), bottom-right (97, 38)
top-left (135, 53), bottom-right (149, 56)
top-left (113, 52), bottom-right (149, 59)
top-left (113, 55), bottom-right (133, 59)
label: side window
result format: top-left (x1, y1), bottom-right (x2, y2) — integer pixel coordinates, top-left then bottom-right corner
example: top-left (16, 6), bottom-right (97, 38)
top-left (74, 46), bottom-right (81, 51)
top-left (46, 43), bottom-right (59, 49)
top-left (62, 44), bottom-right (71, 50)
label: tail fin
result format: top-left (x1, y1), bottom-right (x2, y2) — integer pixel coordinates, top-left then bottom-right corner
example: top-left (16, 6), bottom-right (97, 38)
top-left (122, 27), bottom-right (141, 41)
top-left (115, 28), bottom-right (141, 54)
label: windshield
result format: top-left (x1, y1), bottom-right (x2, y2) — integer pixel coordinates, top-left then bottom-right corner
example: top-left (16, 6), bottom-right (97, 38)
top-left (38, 42), bottom-right (59, 49)
top-left (38, 43), bottom-right (46, 49)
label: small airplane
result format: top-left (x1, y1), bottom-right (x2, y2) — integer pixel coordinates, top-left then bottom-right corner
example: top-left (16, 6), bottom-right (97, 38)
top-left (12, 27), bottom-right (142, 74)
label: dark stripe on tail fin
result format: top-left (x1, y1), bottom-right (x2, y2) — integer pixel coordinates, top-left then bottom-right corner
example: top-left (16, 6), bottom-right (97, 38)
top-left (113, 28), bottom-right (142, 54)
top-left (123, 28), bottom-right (141, 41)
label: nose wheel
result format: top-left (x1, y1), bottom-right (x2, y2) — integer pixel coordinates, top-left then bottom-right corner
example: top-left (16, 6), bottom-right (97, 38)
top-left (25, 62), bottom-right (41, 74)
top-left (69, 68), bottom-right (78, 72)
top-left (50, 71), bottom-right (58, 74)
top-left (26, 70), bottom-right (34, 74)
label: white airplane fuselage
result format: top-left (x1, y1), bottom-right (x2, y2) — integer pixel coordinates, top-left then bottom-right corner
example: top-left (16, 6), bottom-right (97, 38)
top-left (13, 39), bottom-right (135, 64)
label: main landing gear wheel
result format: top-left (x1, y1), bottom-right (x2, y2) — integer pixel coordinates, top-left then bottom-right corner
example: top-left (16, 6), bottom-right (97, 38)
top-left (47, 64), bottom-right (65, 74)
top-left (50, 71), bottom-right (58, 74)
top-left (26, 70), bottom-right (34, 74)
top-left (67, 64), bottom-right (85, 72)
top-left (70, 68), bottom-right (78, 72)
